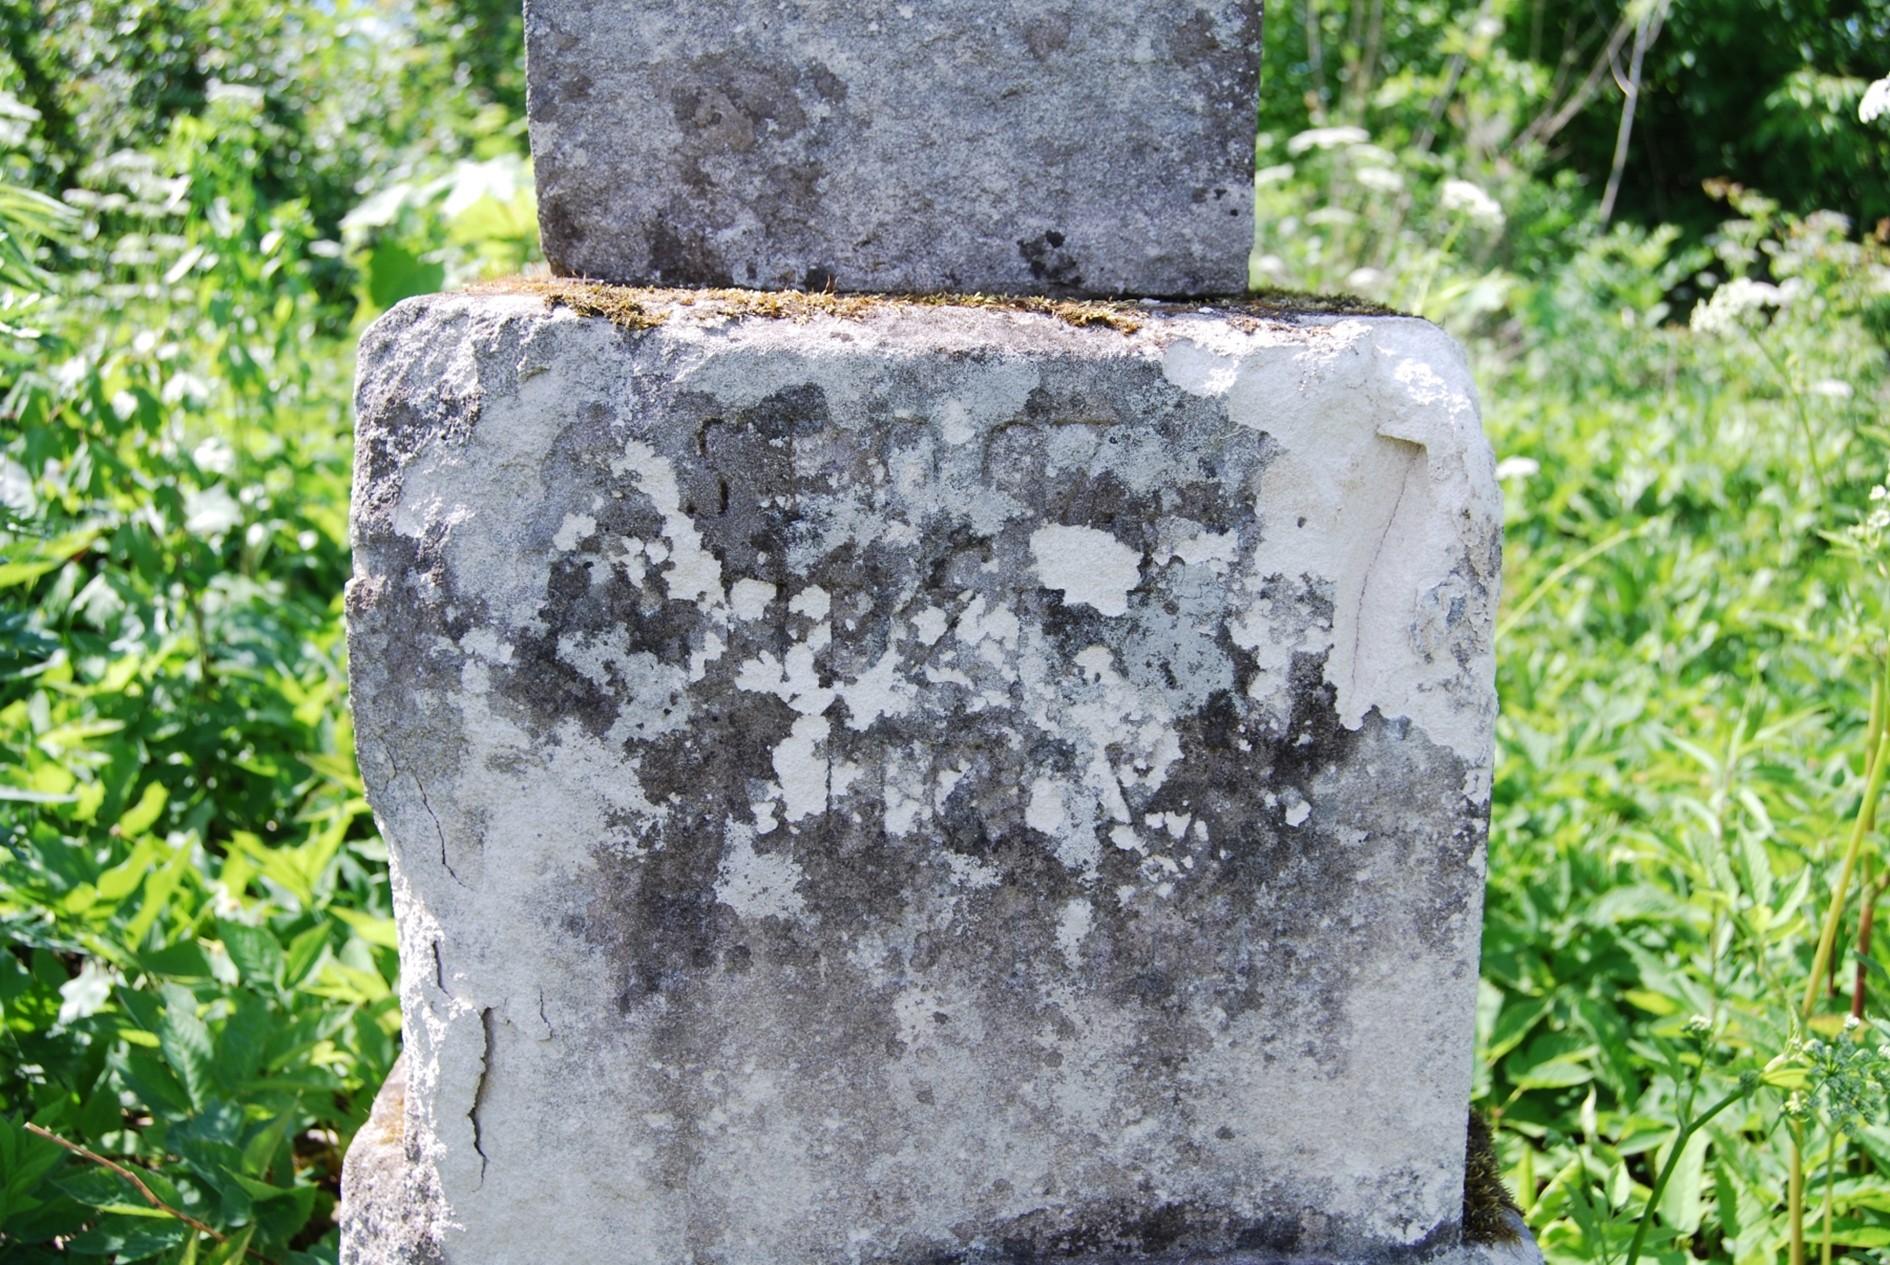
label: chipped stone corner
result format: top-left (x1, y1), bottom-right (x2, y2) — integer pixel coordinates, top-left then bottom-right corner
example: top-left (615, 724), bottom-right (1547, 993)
top-left (339, 1056), bottom-right (447, 1265)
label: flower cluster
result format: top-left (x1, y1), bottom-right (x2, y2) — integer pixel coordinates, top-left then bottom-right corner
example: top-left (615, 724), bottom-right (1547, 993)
top-left (1688, 276), bottom-right (1787, 336)
top-left (1440, 179), bottom-right (1505, 230)
top-left (1779, 1020), bottom-right (1890, 1136)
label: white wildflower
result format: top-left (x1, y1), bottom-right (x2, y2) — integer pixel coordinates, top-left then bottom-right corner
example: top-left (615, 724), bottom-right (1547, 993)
top-left (1804, 210), bottom-right (1852, 237)
top-left (57, 960), bottom-right (120, 1026)
top-left (206, 81), bottom-right (265, 111)
top-left (1355, 167), bottom-right (1404, 193)
top-left (1286, 125), bottom-right (1369, 155)
top-left (1344, 266), bottom-right (1387, 294)
top-left (1862, 76), bottom-right (1890, 124)
top-left (1250, 253), bottom-right (1290, 284)
top-left (1810, 379), bottom-right (1855, 400)
top-left (1347, 143), bottom-right (1398, 167)
top-left (193, 436), bottom-right (237, 477)
top-left (183, 484), bottom-right (243, 538)
top-left (1440, 179), bottom-right (1505, 229)
top-left (1494, 456), bottom-right (1541, 481)
top-left (1689, 277), bottom-right (1785, 335)
top-left (1254, 163), bottom-right (1295, 187)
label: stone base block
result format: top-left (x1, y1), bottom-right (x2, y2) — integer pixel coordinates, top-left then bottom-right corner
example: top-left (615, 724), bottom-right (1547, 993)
top-left (341, 286), bottom-right (1500, 1265)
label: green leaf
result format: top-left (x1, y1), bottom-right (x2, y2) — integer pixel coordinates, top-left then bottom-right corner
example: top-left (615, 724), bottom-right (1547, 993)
top-left (1655, 1129), bottom-right (1708, 1235)
top-left (1510, 1058), bottom-right (1597, 1090)
top-left (0, 1115), bottom-right (68, 1208)
top-left (1485, 995), bottom-right (1552, 1063)
top-left (329, 906), bottom-right (398, 950)
top-left (361, 240), bottom-right (445, 311)
top-left (62, 1217), bottom-right (191, 1258)
top-left (215, 920), bottom-right (284, 986)
top-left (137, 939), bottom-right (217, 979)
top-left (282, 924), bottom-right (329, 987)
top-left (91, 839), bottom-right (154, 907)
top-left (1622, 989), bottom-right (1680, 1015)
top-left (124, 835), bottom-right (197, 946)
top-left (117, 782), bottom-right (169, 838)
top-left (158, 983), bottom-right (215, 1112)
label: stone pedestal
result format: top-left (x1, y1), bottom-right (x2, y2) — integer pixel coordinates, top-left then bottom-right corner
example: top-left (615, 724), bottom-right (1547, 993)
top-left (340, 286), bottom-right (1501, 1265)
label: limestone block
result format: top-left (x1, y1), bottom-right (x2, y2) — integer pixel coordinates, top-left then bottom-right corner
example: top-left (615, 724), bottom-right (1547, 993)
top-left (342, 289), bottom-right (1500, 1265)
top-left (523, 0), bottom-right (1260, 296)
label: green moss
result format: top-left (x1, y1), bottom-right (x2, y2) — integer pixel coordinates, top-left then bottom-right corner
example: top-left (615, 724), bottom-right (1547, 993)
top-left (1462, 1110), bottom-right (1525, 1246)
top-left (1237, 285), bottom-right (1405, 319)
top-left (466, 275), bottom-right (1406, 333)
top-left (469, 276), bottom-right (669, 330)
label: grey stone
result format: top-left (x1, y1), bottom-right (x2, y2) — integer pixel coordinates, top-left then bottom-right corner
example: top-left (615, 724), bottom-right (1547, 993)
top-left (524, 0), bottom-right (1261, 296)
top-left (342, 289), bottom-right (1500, 1265)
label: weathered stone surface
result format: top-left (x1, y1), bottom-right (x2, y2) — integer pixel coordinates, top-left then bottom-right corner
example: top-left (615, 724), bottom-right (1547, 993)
top-left (339, 1056), bottom-right (445, 1265)
top-left (523, 0), bottom-right (1260, 296)
top-left (343, 290), bottom-right (1499, 1265)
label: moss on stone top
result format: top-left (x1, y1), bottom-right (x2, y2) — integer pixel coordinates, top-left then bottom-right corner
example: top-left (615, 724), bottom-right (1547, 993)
top-left (465, 275), bottom-right (1403, 335)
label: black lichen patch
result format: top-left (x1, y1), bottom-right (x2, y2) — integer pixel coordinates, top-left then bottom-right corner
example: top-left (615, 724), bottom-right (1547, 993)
top-left (1017, 229), bottom-right (1084, 293)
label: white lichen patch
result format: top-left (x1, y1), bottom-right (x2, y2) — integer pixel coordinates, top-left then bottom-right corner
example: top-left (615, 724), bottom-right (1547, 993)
top-left (773, 714), bottom-right (832, 823)
top-left (715, 821), bottom-right (808, 921)
top-left (1055, 898), bottom-right (1094, 969)
top-left (1029, 525), bottom-right (1142, 617)
top-left (552, 512), bottom-right (597, 551)
top-left (610, 440), bottom-right (727, 612)
top-left (730, 578), bottom-right (777, 620)
top-left (788, 585), bottom-right (831, 621)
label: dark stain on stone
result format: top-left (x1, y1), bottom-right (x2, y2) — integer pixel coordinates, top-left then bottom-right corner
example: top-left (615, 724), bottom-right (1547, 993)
top-left (1234, 1215), bottom-right (1304, 1255)
top-left (1017, 231), bottom-right (1083, 293)
top-left (536, 194), bottom-right (588, 277)
top-left (1021, 15), bottom-right (1071, 59)
top-left (808, 63), bottom-right (847, 102)
top-left (669, 58), bottom-right (808, 152)
top-left (648, 220), bottom-right (731, 287)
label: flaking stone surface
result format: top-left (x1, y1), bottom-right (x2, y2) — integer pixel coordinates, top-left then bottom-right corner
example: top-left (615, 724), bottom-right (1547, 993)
top-left (523, 0), bottom-right (1260, 296)
top-left (343, 291), bottom-right (1500, 1265)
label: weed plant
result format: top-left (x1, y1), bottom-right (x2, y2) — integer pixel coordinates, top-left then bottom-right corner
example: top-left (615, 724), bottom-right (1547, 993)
top-left (1250, 20), bottom-right (1890, 1264)
top-left (0, 19), bottom-right (533, 1262)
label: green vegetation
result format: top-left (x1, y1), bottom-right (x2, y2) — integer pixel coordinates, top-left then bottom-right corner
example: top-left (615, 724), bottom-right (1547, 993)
top-left (3, 1), bottom-right (1890, 1261)
top-left (1253, 6), bottom-right (1890, 1264)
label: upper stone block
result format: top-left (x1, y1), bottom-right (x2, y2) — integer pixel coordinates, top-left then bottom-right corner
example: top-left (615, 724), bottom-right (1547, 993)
top-left (523, 0), bottom-right (1262, 296)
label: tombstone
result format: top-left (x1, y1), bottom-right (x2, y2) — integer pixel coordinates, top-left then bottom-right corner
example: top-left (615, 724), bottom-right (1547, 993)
top-left (338, 4), bottom-right (1531, 1265)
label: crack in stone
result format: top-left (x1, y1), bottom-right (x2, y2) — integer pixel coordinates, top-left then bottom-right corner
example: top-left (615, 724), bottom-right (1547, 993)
top-left (1348, 441), bottom-right (1423, 711)
top-left (469, 1007), bottom-right (495, 1188)
top-left (389, 752), bottom-right (461, 885)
